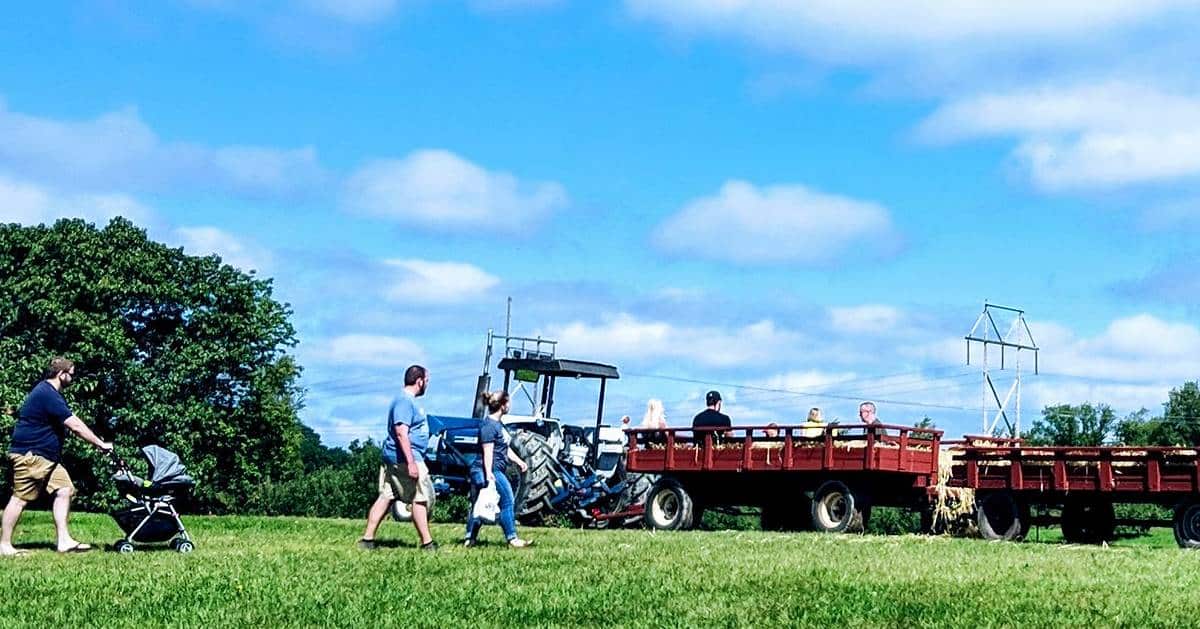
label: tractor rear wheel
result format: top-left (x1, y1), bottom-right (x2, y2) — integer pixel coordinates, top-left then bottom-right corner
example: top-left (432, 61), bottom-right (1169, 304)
top-left (509, 431), bottom-right (562, 526)
top-left (976, 492), bottom-right (1030, 541)
top-left (1173, 500), bottom-right (1200, 549)
top-left (1061, 500), bottom-right (1115, 544)
top-left (646, 478), bottom-right (697, 530)
top-left (810, 481), bottom-right (868, 533)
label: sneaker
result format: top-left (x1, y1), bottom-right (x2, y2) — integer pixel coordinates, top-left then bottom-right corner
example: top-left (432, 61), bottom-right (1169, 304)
top-left (420, 541), bottom-right (439, 552)
top-left (462, 538), bottom-right (477, 548)
top-left (357, 538), bottom-right (377, 551)
top-left (508, 538), bottom-right (533, 548)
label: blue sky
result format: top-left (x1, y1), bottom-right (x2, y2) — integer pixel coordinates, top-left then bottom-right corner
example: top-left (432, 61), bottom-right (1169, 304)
top-left (5, 1), bottom-right (1200, 443)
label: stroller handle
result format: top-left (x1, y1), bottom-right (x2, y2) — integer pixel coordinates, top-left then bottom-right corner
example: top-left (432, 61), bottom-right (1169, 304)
top-left (106, 443), bottom-right (130, 471)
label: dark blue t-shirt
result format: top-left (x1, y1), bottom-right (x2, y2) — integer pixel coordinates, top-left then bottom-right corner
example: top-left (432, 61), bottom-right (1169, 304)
top-left (470, 418), bottom-right (511, 475)
top-left (10, 381), bottom-right (73, 462)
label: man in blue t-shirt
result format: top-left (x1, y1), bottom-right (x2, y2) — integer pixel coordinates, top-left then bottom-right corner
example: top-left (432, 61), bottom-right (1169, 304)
top-left (2, 357), bottom-right (113, 556)
top-left (359, 364), bottom-right (437, 551)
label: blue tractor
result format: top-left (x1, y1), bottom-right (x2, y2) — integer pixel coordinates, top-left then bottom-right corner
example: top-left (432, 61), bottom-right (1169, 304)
top-left (414, 332), bottom-right (653, 527)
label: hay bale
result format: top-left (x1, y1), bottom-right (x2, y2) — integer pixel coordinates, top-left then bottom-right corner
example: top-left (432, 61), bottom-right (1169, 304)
top-left (930, 449), bottom-right (977, 536)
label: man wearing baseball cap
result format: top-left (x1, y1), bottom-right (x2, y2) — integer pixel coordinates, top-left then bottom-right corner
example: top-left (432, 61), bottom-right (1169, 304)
top-left (692, 390), bottom-right (732, 433)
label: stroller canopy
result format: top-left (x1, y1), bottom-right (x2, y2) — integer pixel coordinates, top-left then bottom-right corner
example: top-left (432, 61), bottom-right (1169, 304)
top-left (143, 445), bottom-right (193, 485)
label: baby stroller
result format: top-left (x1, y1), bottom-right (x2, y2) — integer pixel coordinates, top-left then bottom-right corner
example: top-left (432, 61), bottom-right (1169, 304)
top-left (110, 445), bottom-right (196, 554)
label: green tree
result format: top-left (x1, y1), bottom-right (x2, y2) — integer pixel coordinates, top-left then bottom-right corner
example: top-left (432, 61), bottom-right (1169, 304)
top-left (1159, 381), bottom-right (1200, 446)
top-left (1024, 403), bottom-right (1116, 446)
top-left (1114, 408), bottom-right (1161, 446)
top-left (0, 218), bottom-right (303, 512)
top-left (1110, 383), bottom-right (1200, 446)
top-left (298, 423), bottom-right (350, 473)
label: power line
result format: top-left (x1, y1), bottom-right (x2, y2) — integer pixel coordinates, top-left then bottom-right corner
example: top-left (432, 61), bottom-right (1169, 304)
top-left (622, 371), bottom-right (981, 412)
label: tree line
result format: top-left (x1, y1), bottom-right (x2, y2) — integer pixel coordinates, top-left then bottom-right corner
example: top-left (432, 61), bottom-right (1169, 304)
top-left (1023, 382), bottom-right (1200, 447)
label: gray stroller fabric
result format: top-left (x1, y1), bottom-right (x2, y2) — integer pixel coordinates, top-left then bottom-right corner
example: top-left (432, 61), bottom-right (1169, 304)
top-left (144, 445), bottom-right (194, 485)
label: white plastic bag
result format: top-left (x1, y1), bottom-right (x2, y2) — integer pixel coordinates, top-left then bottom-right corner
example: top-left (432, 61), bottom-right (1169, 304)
top-left (473, 484), bottom-right (500, 524)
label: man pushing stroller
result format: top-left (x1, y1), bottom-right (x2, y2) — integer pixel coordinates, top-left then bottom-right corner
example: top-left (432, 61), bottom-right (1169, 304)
top-left (2, 357), bottom-right (112, 556)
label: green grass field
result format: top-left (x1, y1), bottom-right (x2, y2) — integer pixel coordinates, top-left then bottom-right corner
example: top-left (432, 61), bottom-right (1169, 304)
top-left (1, 512), bottom-right (1198, 628)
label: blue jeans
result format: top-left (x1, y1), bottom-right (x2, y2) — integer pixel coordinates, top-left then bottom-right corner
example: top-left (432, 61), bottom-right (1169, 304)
top-left (465, 468), bottom-right (518, 542)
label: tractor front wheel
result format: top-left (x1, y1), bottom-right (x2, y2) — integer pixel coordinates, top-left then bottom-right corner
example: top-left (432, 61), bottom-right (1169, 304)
top-left (614, 472), bottom-right (656, 528)
top-left (391, 500), bottom-right (412, 522)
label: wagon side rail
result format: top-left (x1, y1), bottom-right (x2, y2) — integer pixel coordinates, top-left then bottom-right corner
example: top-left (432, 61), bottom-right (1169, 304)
top-left (626, 423), bottom-right (943, 478)
top-left (947, 445), bottom-right (1200, 494)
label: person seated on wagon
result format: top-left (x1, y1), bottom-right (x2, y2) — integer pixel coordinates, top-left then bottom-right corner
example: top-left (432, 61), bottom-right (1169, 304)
top-left (692, 390), bottom-right (732, 443)
top-left (858, 401), bottom-right (886, 438)
top-left (800, 407), bottom-right (825, 439)
top-left (638, 399), bottom-right (668, 446)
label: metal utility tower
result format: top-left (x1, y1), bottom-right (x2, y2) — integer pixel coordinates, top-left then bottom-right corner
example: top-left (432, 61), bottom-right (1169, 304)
top-left (966, 303), bottom-right (1039, 437)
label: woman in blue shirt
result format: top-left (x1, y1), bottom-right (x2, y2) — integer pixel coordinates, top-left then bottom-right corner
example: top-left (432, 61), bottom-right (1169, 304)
top-left (464, 390), bottom-right (532, 548)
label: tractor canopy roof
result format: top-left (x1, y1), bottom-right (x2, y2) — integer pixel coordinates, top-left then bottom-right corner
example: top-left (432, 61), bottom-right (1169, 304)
top-left (497, 356), bottom-right (619, 380)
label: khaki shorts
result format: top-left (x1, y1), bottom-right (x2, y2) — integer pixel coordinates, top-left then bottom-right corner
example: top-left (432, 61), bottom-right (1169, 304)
top-left (379, 461), bottom-right (434, 508)
top-left (8, 453), bottom-right (74, 501)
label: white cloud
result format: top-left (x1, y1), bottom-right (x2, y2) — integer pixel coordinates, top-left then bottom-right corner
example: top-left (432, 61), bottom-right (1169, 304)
top-left (625, 1), bottom-right (1193, 64)
top-left (1025, 380), bottom-right (1170, 415)
top-left (0, 99), bottom-right (326, 198)
top-left (173, 226), bottom-right (275, 273)
top-left (382, 258), bottom-right (500, 304)
top-left (306, 334), bottom-right (426, 367)
top-left (210, 146), bottom-right (326, 197)
top-left (0, 173), bottom-right (279, 275)
top-left (951, 315), bottom-right (1200, 386)
top-left (910, 315), bottom-right (1200, 385)
top-left (627, 3), bottom-right (1200, 193)
top-left (653, 180), bottom-right (898, 265)
top-left (918, 82), bottom-right (1200, 189)
top-left (544, 314), bottom-right (801, 367)
top-left (342, 149), bottom-right (568, 232)
top-left (1083, 314), bottom-right (1200, 361)
top-left (829, 305), bottom-right (903, 334)
top-left (0, 173), bottom-right (156, 227)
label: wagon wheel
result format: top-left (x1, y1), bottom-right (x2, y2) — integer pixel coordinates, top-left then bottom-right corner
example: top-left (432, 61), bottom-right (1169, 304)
top-left (810, 481), bottom-right (868, 534)
top-left (1061, 500), bottom-right (1115, 544)
top-left (976, 492), bottom-right (1030, 541)
top-left (1174, 500), bottom-right (1200, 549)
top-left (645, 478), bottom-right (697, 531)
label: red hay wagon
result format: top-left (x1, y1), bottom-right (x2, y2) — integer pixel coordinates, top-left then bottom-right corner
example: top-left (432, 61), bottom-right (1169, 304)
top-left (627, 427), bottom-right (1200, 548)
top-left (625, 423), bottom-right (942, 533)
top-left (944, 437), bottom-right (1200, 548)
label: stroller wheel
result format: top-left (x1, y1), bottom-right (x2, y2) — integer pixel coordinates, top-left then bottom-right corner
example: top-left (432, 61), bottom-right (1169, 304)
top-left (115, 540), bottom-right (134, 554)
top-left (175, 540), bottom-right (194, 554)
